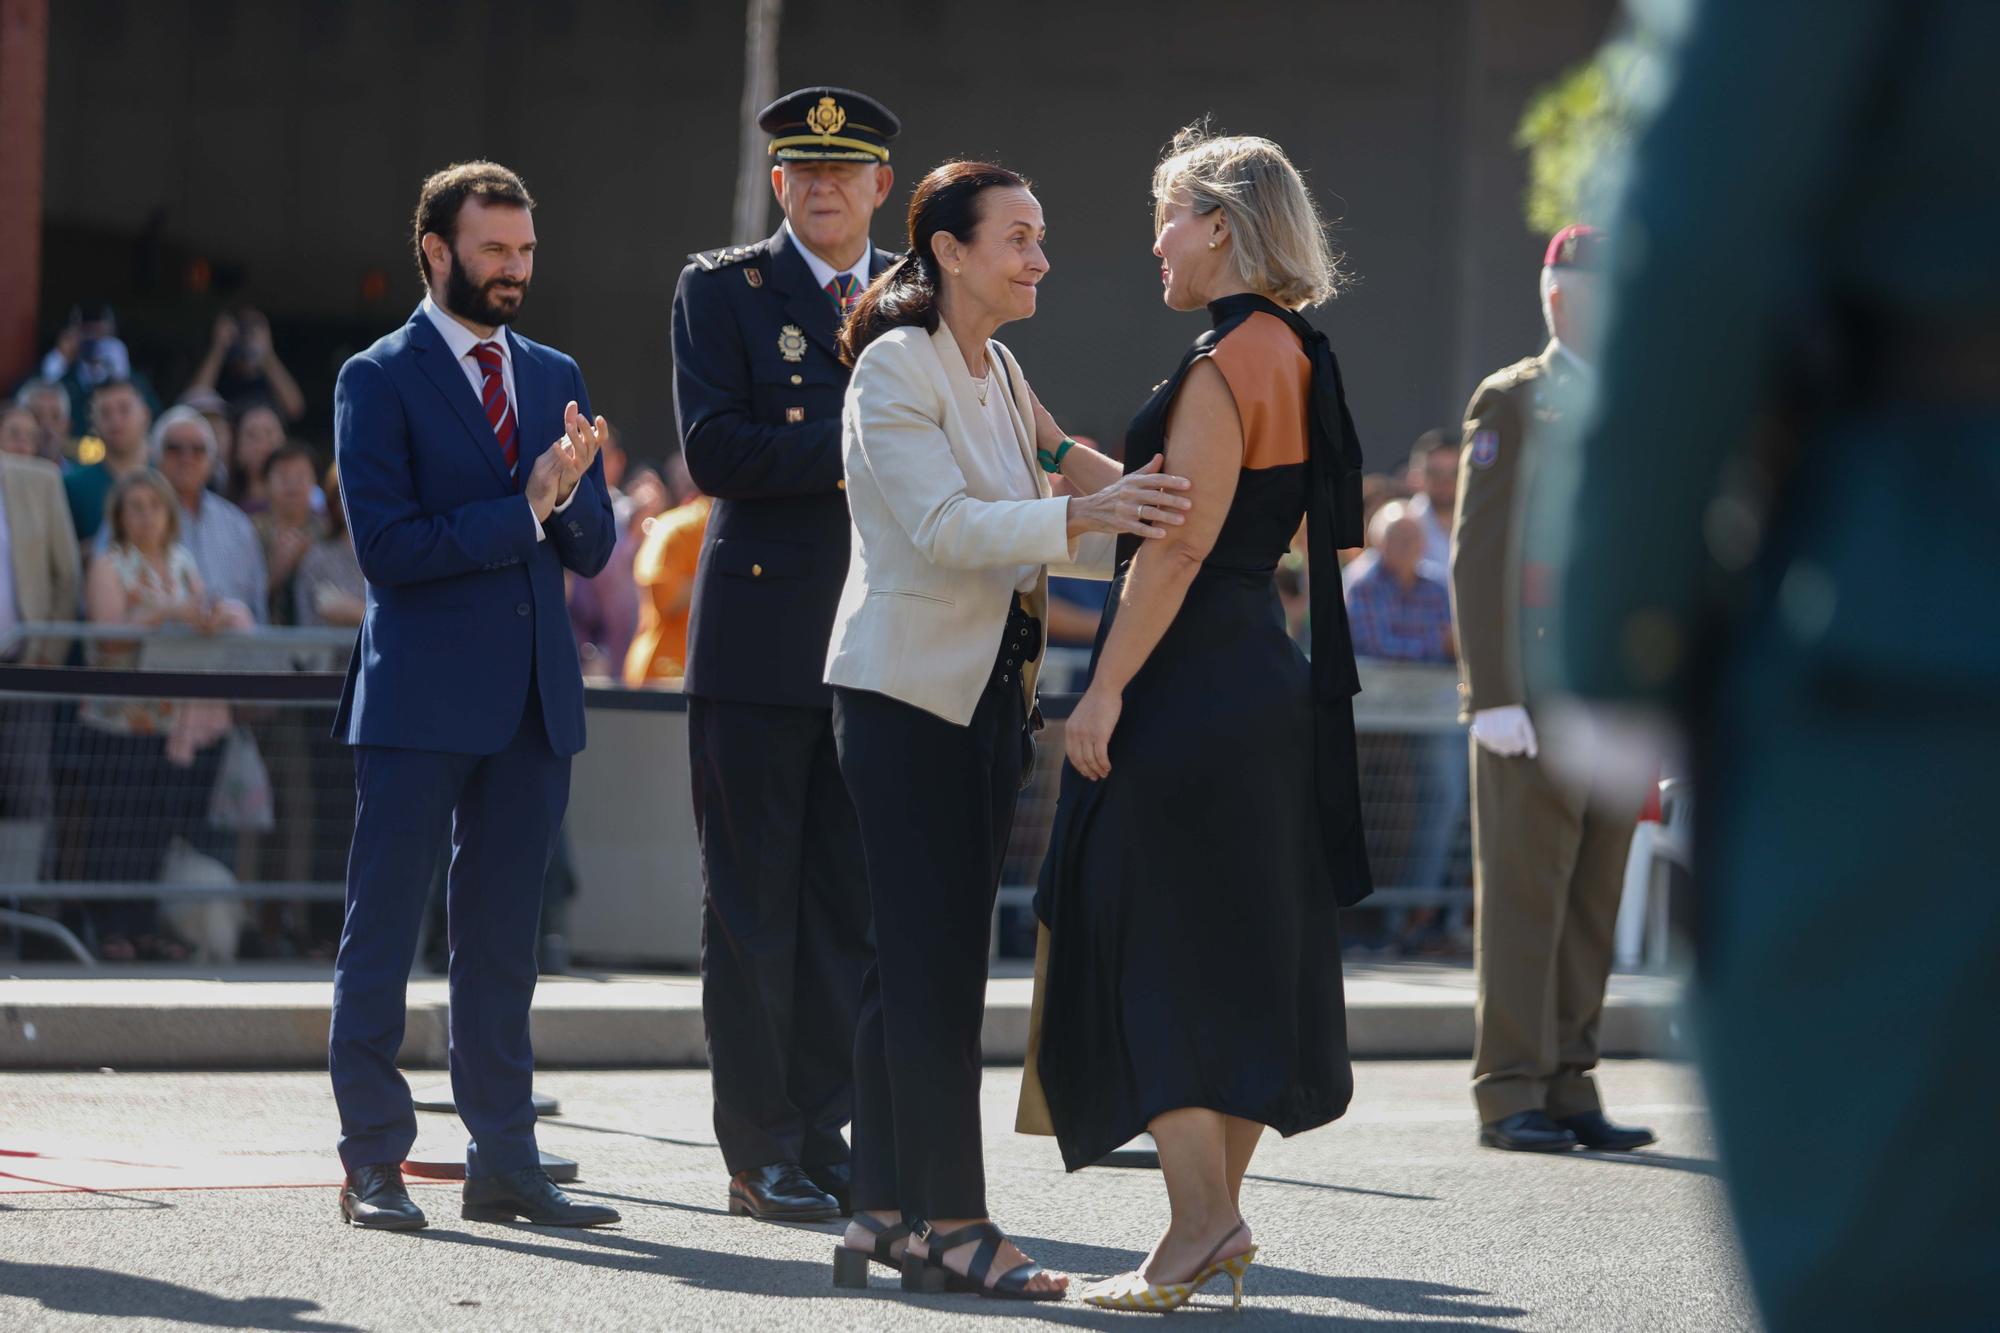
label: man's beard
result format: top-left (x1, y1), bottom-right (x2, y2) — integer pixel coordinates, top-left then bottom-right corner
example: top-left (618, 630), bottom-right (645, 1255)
top-left (443, 253), bottom-right (528, 327)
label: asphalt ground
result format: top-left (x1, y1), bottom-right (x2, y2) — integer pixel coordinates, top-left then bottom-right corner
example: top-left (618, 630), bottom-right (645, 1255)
top-left (0, 1060), bottom-right (1752, 1331)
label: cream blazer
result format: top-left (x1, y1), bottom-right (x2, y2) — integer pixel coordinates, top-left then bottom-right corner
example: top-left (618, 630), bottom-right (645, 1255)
top-left (825, 323), bottom-right (1115, 724)
top-left (1, 454), bottom-right (82, 664)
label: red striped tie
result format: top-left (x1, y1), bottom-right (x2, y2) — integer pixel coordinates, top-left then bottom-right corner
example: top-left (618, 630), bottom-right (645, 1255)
top-left (471, 341), bottom-right (518, 473)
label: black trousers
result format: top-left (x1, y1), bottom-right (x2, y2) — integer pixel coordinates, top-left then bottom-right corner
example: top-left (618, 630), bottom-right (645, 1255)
top-left (832, 620), bottom-right (1032, 1220)
top-left (688, 696), bottom-right (871, 1174)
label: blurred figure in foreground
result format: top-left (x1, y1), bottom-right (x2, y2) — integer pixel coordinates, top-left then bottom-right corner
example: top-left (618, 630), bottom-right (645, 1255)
top-left (1533, 4), bottom-right (2000, 1327)
top-left (1453, 226), bottom-right (1652, 1154)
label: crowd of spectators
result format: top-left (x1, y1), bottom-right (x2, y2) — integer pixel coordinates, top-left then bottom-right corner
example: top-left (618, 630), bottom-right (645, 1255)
top-left (2, 299), bottom-right (1480, 963)
top-left (0, 302), bottom-right (696, 963)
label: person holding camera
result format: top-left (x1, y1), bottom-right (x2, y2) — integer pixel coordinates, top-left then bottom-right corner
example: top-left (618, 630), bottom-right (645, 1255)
top-left (188, 308), bottom-right (306, 422)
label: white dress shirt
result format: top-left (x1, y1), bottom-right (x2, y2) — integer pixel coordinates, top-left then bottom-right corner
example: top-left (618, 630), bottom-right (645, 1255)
top-left (784, 220), bottom-right (871, 295)
top-left (420, 296), bottom-right (574, 539)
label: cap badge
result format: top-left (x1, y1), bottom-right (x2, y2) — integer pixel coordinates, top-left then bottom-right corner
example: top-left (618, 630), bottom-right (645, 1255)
top-left (806, 97), bottom-right (847, 140)
top-left (778, 325), bottom-right (807, 362)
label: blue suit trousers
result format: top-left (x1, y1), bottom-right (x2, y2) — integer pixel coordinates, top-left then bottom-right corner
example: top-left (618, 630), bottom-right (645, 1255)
top-left (329, 686), bottom-right (570, 1178)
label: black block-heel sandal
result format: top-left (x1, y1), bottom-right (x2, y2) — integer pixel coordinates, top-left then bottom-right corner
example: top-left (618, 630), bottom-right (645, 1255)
top-left (832, 1214), bottom-right (911, 1289)
top-left (900, 1220), bottom-right (1063, 1301)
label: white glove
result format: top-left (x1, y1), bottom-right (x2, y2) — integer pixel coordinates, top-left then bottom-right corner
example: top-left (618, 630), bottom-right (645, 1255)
top-left (1471, 705), bottom-right (1538, 758)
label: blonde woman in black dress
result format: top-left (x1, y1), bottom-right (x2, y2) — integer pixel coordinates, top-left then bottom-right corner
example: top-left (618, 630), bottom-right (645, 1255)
top-left (1033, 126), bottom-right (1372, 1312)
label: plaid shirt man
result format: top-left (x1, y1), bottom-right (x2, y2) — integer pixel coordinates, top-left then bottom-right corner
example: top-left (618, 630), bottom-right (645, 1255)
top-left (1345, 560), bottom-right (1453, 664)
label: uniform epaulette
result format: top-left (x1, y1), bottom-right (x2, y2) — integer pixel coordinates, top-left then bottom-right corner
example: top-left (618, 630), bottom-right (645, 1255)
top-left (1480, 356), bottom-right (1545, 396)
top-left (689, 242), bottom-right (766, 272)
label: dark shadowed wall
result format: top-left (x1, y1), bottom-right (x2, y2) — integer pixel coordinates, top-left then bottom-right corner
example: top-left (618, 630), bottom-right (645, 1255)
top-left (41, 0), bottom-right (1613, 467)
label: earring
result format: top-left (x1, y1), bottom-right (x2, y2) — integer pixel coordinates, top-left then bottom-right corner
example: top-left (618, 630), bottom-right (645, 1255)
top-left (953, 267), bottom-right (961, 276)
top-left (1208, 240), bottom-right (1219, 250)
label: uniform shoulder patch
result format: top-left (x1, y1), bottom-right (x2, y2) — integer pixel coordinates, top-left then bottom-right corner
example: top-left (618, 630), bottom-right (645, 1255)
top-left (1469, 429), bottom-right (1501, 469)
top-left (689, 242), bottom-right (766, 272)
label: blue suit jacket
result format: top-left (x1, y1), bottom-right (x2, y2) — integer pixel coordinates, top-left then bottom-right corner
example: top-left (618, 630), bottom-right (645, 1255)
top-left (331, 304), bottom-right (615, 757)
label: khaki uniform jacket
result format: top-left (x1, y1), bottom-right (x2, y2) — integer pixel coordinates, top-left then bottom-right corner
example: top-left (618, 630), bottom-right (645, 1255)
top-left (0, 453), bottom-right (83, 663)
top-left (1449, 342), bottom-right (1576, 721)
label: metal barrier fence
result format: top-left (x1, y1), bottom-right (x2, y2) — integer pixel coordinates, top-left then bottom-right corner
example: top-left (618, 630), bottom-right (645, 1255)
top-left (0, 627), bottom-right (1472, 966)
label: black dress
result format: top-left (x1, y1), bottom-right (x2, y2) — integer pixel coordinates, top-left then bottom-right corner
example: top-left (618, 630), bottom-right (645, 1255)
top-left (1034, 294), bottom-right (1372, 1171)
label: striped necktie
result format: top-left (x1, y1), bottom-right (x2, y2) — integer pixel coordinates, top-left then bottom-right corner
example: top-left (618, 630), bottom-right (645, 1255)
top-left (470, 340), bottom-right (518, 473)
top-left (825, 272), bottom-right (862, 314)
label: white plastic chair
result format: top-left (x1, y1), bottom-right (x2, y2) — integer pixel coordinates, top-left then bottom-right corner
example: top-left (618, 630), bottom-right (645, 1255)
top-left (1615, 779), bottom-right (1693, 969)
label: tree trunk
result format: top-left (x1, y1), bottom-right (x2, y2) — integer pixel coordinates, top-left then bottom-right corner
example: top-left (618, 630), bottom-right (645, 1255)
top-left (731, 0), bottom-right (782, 244)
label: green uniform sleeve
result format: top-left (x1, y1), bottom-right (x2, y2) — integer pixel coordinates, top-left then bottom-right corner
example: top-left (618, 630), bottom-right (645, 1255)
top-left (1543, 0), bottom-right (1895, 701)
top-left (1450, 376), bottom-right (1527, 718)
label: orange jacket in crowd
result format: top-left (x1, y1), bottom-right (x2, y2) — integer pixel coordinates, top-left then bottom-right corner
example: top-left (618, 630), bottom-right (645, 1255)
top-left (623, 495), bottom-right (711, 687)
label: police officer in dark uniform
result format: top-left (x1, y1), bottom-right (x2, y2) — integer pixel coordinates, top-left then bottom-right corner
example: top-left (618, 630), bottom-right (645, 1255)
top-left (671, 86), bottom-right (901, 1222)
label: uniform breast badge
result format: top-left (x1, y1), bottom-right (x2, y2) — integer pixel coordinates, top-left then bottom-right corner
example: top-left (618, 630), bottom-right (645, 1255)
top-left (778, 326), bottom-right (808, 363)
top-left (745, 268), bottom-right (763, 288)
top-left (786, 406), bottom-right (805, 423)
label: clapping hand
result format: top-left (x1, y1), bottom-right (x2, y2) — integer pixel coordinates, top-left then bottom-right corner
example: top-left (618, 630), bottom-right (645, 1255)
top-left (555, 400), bottom-right (610, 502)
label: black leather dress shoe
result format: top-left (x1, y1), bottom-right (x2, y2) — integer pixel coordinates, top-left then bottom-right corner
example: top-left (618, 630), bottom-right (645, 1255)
top-left (803, 1161), bottom-right (852, 1217)
top-left (461, 1167), bottom-right (621, 1227)
top-left (341, 1163), bottom-right (427, 1230)
top-left (728, 1163), bottom-right (841, 1221)
top-left (1556, 1110), bottom-right (1658, 1151)
top-left (1479, 1110), bottom-right (1581, 1152)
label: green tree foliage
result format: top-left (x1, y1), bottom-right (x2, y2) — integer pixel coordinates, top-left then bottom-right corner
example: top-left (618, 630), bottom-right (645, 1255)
top-left (1515, 45), bottom-right (1642, 235)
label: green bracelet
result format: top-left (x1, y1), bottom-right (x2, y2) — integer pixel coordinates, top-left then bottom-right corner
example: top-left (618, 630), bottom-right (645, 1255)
top-left (1037, 438), bottom-right (1076, 474)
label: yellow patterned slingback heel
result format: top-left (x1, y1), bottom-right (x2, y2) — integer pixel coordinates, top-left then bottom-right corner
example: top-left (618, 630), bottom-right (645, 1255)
top-left (1191, 1242), bottom-right (1260, 1310)
top-left (1082, 1223), bottom-right (1257, 1313)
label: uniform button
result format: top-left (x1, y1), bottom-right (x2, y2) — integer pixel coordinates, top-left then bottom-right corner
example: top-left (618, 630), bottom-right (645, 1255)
top-left (836, 479), bottom-right (846, 491)
top-left (790, 374), bottom-right (803, 385)
top-left (1000, 673), bottom-right (1011, 683)
top-left (515, 603), bottom-right (529, 616)
top-left (1006, 657), bottom-right (1016, 667)
top-left (751, 564), bottom-right (763, 577)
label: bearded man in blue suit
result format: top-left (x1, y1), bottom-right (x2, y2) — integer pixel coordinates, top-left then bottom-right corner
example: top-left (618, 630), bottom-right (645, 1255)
top-left (328, 161), bottom-right (619, 1231)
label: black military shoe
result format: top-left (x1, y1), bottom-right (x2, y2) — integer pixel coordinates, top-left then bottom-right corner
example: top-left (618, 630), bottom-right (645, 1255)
top-left (461, 1167), bottom-right (621, 1227)
top-left (1556, 1110), bottom-right (1657, 1151)
top-left (341, 1163), bottom-right (427, 1230)
top-left (1479, 1110), bottom-right (1581, 1153)
top-left (728, 1163), bottom-right (841, 1221)
top-left (804, 1161), bottom-right (852, 1217)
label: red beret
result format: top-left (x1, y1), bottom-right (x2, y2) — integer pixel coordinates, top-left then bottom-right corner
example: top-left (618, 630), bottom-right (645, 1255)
top-left (1544, 224), bottom-right (1606, 271)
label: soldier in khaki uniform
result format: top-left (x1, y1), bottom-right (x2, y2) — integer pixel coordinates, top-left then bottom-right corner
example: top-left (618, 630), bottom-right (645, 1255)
top-left (1449, 226), bottom-right (1654, 1153)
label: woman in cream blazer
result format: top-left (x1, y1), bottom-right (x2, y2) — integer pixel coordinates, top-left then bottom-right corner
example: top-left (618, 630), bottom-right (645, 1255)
top-left (824, 161), bottom-right (1192, 1302)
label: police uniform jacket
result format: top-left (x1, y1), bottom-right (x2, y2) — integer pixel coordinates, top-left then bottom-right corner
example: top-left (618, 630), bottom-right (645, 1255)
top-left (671, 225), bottom-right (899, 709)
